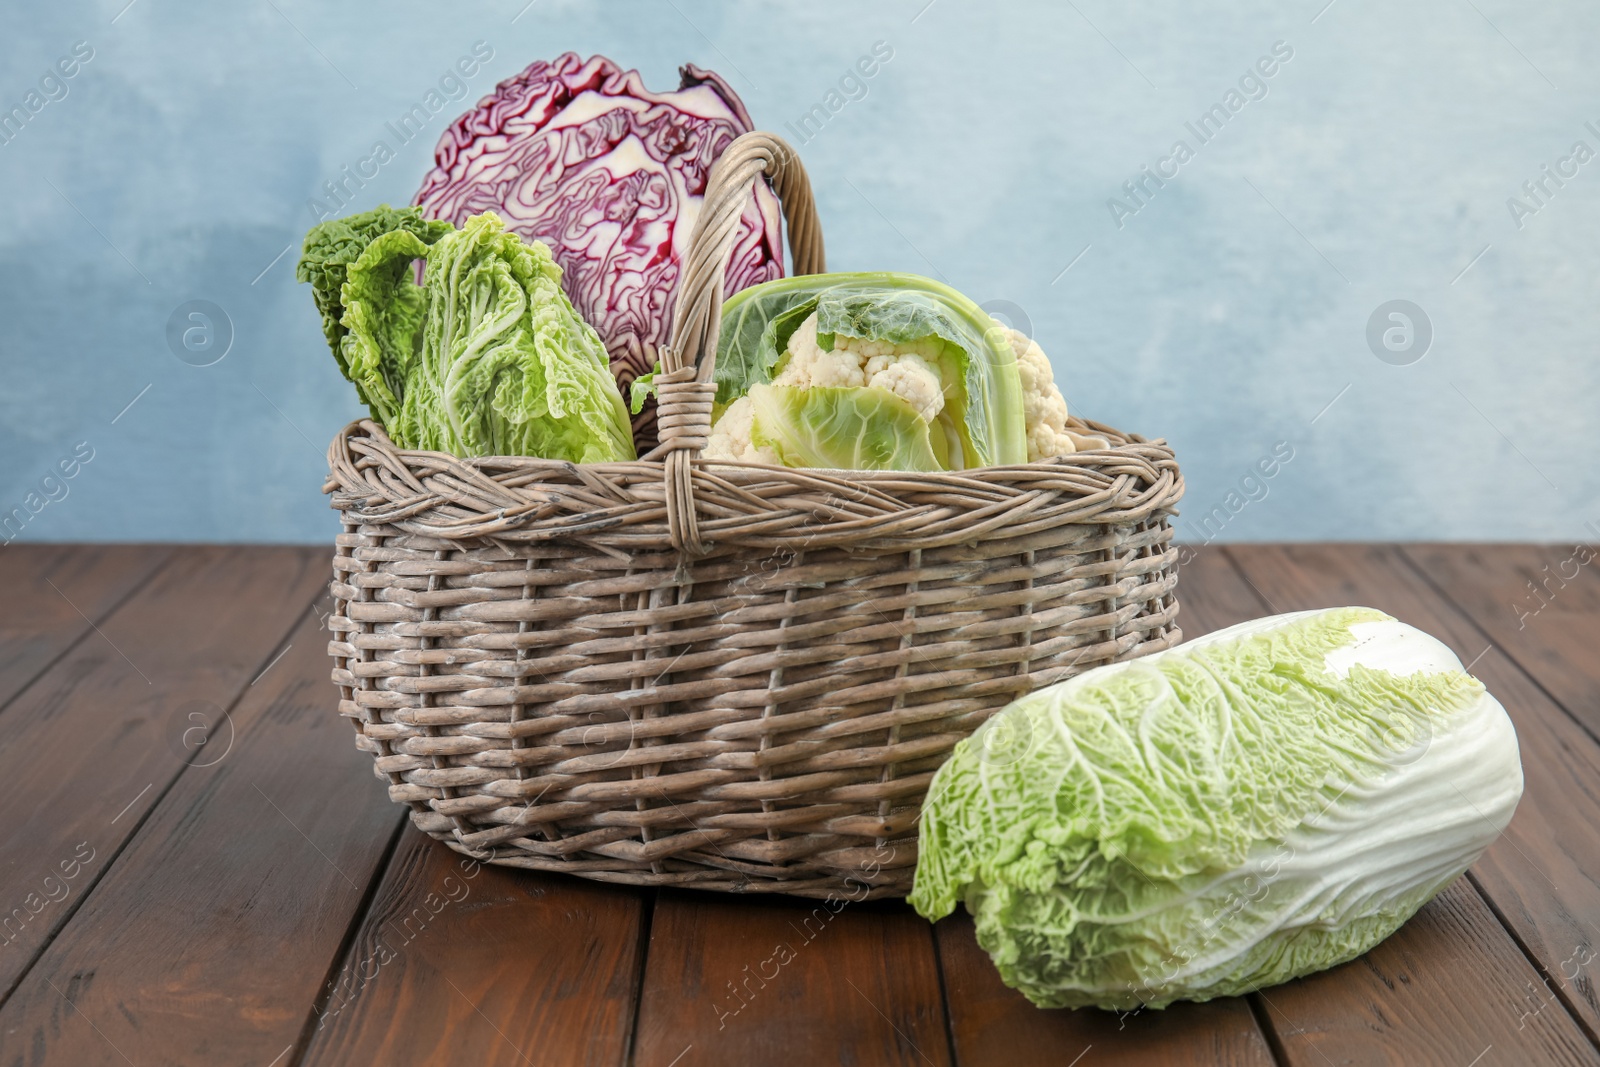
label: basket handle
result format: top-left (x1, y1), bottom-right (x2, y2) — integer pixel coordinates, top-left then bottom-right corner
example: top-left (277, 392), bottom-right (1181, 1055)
top-left (655, 131), bottom-right (825, 555)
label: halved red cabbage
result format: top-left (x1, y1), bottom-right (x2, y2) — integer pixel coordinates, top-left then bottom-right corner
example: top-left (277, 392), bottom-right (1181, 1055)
top-left (414, 53), bottom-right (785, 444)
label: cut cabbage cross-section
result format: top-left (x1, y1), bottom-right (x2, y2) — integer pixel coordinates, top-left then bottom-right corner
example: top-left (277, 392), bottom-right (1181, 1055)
top-left (414, 53), bottom-right (784, 446)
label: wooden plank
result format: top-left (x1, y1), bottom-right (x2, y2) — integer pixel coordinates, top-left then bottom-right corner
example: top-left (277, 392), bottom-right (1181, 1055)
top-left (0, 545), bottom-right (327, 997)
top-left (1230, 543), bottom-right (1600, 1041)
top-left (1172, 546), bottom-right (1282, 638)
top-left (1405, 543), bottom-right (1600, 740)
top-left (621, 558), bottom-right (1268, 1067)
top-left (935, 914), bottom-right (1275, 1067)
top-left (1226, 543), bottom-right (1600, 1061)
top-left (0, 544), bottom-right (170, 710)
top-left (0, 606), bottom-right (404, 1065)
top-left (932, 547), bottom-right (1280, 1066)
top-left (634, 890), bottom-right (950, 1067)
top-left (1257, 880), bottom-right (1597, 1066)
top-left (299, 829), bottom-right (646, 1067)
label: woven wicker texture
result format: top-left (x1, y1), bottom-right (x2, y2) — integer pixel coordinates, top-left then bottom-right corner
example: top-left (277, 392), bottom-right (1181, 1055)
top-left (324, 132), bottom-right (1185, 899)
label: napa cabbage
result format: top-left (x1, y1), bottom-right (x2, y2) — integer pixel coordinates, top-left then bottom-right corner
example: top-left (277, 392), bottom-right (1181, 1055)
top-left (909, 607), bottom-right (1524, 1010)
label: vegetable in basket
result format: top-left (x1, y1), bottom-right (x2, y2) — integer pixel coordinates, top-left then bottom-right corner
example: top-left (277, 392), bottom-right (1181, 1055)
top-left (909, 607), bottom-right (1524, 1010)
top-left (673, 273), bottom-right (1103, 471)
top-left (414, 52), bottom-right (785, 444)
top-left (297, 205), bottom-right (635, 462)
top-left (294, 204), bottom-right (454, 379)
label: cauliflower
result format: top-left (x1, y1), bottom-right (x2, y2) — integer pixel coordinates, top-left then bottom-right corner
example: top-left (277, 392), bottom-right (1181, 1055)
top-left (702, 309), bottom-right (1106, 466)
top-left (993, 322), bottom-right (1107, 461)
top-left (864, 354), bottom-right (944, 422)
top-left (704, 311), bottom-right (949, 461)
top-left (704, 394), bottom-right (781, 465)
top-left (772, 312), bottom-right (946, 420)
top-left (769, 312), bottom-right (867, 389)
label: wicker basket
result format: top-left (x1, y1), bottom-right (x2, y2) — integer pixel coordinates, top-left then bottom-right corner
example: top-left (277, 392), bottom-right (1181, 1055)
top-left (323, 132), bottom-right (1185, 900)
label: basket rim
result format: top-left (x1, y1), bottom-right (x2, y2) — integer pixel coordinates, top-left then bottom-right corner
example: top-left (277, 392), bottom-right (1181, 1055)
top-left (328, 412), bottom-right (1166, 472)
top-left (324, 417), bottom-right (1184, 553)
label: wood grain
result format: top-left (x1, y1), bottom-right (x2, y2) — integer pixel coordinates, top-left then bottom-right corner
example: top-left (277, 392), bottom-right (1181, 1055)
top-left (0, 544), bottom-right (169, 711)
top-left (1172, 546), bottom-right (1282, 639)
top-left (935, 914), bottom-right (1275, 1067)
top-left (1256, 880), bottom-right (1598, 1066)
top-left (0, 607), bottom-right (403, 1065)
top-left (1, 544), bottom-right (1597, 1065)
top-left (1404, 543), bottom-right (1600, 740)
top-left (299, 828), bottom-right (647, 1067)
top-left (0, 545), bottom-right (326, 998)
top-left (634, 889), bottom-right (950, 1067)
top-left (931, 547), bottom-right (1280, 1066)
top-left (1226, 542), bottom-right (1600, 1058)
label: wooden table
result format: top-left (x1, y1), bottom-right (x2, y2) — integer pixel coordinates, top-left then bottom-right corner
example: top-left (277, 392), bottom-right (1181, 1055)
top-left (1, 543), bottom-right (1596, 1066)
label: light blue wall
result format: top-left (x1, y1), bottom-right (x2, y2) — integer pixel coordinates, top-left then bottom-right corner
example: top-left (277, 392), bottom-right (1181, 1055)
top-left (2, 0), bottom-right (1595, 544)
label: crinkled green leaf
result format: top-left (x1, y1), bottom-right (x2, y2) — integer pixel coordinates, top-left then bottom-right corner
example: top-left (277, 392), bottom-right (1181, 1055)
top-left (295, 204), bottom-right (453, 393)
top-left (337, 228), bottom-right (435, 427)
top-left (298, 208), bottom-right (636, 462)
top-left (399, 212), bottom-right (635, 462)
top-left (909, 607), bottom-right (1524, 1010)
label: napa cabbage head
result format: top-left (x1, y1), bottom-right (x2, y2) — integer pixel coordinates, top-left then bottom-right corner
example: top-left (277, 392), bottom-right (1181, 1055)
top-left (399, 212), bottom-right (634, 460)
top-left (908, 607), bottom-right (1524, 1011)
top-left (705, 273), bottom-right (1027, 470)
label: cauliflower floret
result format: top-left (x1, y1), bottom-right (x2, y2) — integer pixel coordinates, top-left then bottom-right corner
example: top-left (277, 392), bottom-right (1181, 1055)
top-left (771, 312), bottom-right (868, 389)
top-left (772, 313), bottom-right (948, 404)
top-left (703, 395), bottom-right (781, 464)
top-left (706, 311), bottom-right (952, 462)
top-left (839, 332), bottom-right (945, 364)
top-left (994, 322), bottom-right (1102, 462)
top-left (866, 353), bottom-right (944, 422)
top-left (704, 309), bottom-right (1105, 468)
